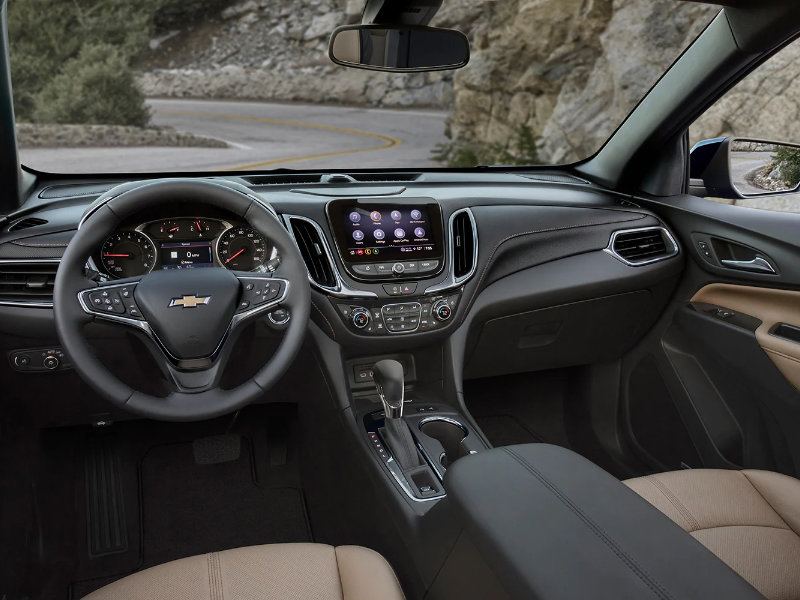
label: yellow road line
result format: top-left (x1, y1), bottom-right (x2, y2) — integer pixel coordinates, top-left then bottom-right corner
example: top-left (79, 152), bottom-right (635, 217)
top-left (154, 109), bottom-right (403, 170)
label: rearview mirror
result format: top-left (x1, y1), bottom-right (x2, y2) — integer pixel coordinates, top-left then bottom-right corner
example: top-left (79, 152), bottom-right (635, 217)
top-left (328, 24), bottom-right (470, 72)
top-left (690, 137), bottom-right (800, 199)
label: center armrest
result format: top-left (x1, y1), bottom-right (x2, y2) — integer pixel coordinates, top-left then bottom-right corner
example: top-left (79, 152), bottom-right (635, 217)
top-left (430, 444), bottom-right (763, 600)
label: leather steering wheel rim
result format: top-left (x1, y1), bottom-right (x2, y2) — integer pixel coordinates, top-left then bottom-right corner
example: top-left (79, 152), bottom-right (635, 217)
top-left (54, 178), bottom-right (311, 421)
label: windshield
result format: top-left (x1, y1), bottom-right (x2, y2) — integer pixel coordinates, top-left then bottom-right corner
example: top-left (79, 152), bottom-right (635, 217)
top-left (9, 0), bottom-right (716, 174)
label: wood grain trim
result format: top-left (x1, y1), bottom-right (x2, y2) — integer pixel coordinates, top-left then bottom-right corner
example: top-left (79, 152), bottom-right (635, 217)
top-left (691, 283), bottom-right (800, 391)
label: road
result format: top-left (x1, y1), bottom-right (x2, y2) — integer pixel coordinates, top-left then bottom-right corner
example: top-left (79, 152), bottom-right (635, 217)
top-left (20, 98), bottom-right (450, 173)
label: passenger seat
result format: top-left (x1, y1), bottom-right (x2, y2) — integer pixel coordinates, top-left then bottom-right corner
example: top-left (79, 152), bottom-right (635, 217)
top-left (626, 468), bottom-right (800, 600)
top-left (82, 543), bottom-right (405, 600)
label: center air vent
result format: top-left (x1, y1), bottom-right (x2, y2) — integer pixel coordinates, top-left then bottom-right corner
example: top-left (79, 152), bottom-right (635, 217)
top-left (0, 262), bottom-right (58, 305)
top-left (452, 209), bottom-right (476, 280)
top-left (609, 227), bottom-right (678, 265)
top-left (9, 217), bottom-right (48, 232)
top-left (287, 217), bottom-right (337, 289)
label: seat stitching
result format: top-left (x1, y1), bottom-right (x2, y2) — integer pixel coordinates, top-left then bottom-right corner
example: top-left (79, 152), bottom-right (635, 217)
top-left (460, 212), bottom-right (648, 322)
top-left (333, 547), bottom-right (346, 600)
top-left (505, 448), bottom-right (673, 600)
top-left (690, 523), bottom-right (793, 533)
top-left (740, 471), bottom-right (797, 535)
top-left (647, 476), bottom-right (701, 532)
top-left (208, 552), bottom-right (223, 600)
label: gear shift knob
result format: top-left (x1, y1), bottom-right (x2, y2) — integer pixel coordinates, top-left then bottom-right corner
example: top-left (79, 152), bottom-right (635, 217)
top-left (373, 359), bottom-right (405, 419)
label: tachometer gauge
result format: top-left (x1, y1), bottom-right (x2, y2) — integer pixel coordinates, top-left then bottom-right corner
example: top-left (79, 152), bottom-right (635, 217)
top-left (101, 231), bottom-right (156, 278)
top-left (217, 226), bottom-right (269, 271)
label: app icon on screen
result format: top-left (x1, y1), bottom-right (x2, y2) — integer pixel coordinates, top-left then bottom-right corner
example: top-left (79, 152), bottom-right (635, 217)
top-left (414, 227), bottom-right (425, 238)
top-left (410, 210), bottom-right (422, 220)
top-left (391, 210), bottom-right (402, 221)
top-left (352, 230), bottom-right (364, 241)
top-left (394, 228), bottom-right (406, 239)
top-left (370, 211), bottom-right (382, 222)
top-left (374, 229), bottom-right (385, 239)
top-left (349, 212), bottom-right (361, 223)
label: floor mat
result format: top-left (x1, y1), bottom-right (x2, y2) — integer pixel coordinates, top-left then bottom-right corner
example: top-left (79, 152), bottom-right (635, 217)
top-left (138, 437), bottom-right (309, 569)
top-left (27, 404), bottom-right (312, 600)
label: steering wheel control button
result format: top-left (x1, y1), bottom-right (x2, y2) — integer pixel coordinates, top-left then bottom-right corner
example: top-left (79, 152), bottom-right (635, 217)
top-left (238, 278), bottom-right (284, 312)
top-left (352, 308), bottom-right (371, 329)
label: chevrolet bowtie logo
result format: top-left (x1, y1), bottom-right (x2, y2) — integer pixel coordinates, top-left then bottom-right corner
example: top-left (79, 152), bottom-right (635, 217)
top-left (169, 295), bottom-right (211, 308)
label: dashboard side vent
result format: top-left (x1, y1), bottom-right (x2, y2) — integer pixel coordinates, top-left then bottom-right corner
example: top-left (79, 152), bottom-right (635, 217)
top-left (288, 218), bottom-right (337, 288)
top-left (452, 210), bottom-right (476, 280)
top-left (9, 217), bottom-right (48, 232)
top-left (0, 262), bottom-right (58, 304)
top-left (609, 227), bottom-right (677, 265)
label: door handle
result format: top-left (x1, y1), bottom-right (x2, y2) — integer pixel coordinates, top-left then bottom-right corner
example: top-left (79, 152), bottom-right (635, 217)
top-left (720, 256), bottom-right (775, 274)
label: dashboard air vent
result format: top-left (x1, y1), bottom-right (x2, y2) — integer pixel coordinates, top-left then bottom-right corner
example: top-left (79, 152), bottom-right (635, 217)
top-left (610, 228), bottom-right (677, 265)
top-left (288, 218), bottom-right (337, 288)
top-left (0, 262), bottom-right (58, 304)
top-left (452, 210), bottom-right (475, 279)
top-left (9, 217), bottom-right (48, 232)
top-left (350, 173), bottom-right (421, 182)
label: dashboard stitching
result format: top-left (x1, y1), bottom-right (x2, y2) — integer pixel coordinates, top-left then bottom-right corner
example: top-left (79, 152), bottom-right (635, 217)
top-left (311, 300), bottom-right (336, 340)
top-left (460, 213), bottom-right (648, 322)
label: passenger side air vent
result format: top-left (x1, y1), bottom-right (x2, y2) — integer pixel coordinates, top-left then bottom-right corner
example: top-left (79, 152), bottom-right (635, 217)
top-left (452, 210), bottom-right (476, 280)
top-left (609, 227), bottom-right (678, 265)
top-left (0, 262), bottom-right (58, 304)
top-left (9, 217), bottom-right (48, 232)
top-left (288, 218), bottom-right (337, 288)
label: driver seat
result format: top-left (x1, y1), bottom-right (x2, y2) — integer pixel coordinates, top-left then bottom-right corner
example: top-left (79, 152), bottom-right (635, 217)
top-left (82, 543), bottom-right (405, 600)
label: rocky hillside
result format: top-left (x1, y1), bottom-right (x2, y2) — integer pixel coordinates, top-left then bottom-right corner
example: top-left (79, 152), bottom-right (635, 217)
top-left (138, 0), bottom-right (800, 164)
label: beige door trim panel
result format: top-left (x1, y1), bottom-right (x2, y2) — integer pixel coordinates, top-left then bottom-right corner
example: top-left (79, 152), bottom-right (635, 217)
top-left (691, 283), bottom-right (800, 391)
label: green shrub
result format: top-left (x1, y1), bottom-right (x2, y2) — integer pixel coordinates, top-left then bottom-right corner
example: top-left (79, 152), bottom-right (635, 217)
top-left (32, 44), bottom-right (150, 127)
top-left (431, 124), bottom-right (542, 167)
top-left (773, 146), bottom-right (800, 188)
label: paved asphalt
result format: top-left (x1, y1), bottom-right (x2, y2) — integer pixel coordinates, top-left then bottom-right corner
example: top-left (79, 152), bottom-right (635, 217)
top-left (21, 98), bottom-right (451, 174)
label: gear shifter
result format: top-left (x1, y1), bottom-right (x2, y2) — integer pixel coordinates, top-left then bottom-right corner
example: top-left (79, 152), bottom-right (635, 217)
top-left (373, 360), bottom-right (422, 470)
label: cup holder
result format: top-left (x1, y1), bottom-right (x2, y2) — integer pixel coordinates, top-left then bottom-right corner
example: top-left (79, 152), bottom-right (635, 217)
top-left (419, 417), bottom-right (469, 468)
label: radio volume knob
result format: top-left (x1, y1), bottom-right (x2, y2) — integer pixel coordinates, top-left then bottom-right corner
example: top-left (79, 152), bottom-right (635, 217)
top-left (351, 308), bottom-right (371, 329)
top-left (392, 262), bottom-right (405, 275)
top-left (433, 300), bottom-right (452, 322)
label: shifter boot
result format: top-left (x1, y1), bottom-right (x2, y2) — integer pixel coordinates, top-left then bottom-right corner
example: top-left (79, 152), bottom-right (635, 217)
top-left (382, 417), bottom-right (422, 470)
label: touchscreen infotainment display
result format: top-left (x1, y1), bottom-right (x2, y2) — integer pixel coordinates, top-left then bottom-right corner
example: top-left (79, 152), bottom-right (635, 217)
top-left (331, 202), bottom-right (443, 263)
top-left (160, 241), bottom-right (214, 270)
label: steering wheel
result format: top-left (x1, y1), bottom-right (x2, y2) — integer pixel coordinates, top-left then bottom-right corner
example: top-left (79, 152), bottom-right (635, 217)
top-left (54, 179), bottom-right (311, 421)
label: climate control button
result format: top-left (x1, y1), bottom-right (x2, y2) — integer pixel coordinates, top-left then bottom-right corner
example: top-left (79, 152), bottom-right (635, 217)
top-left (433, 300), bottom-right (452, 321)
top-left (352, 308), bottom-right (371, 329)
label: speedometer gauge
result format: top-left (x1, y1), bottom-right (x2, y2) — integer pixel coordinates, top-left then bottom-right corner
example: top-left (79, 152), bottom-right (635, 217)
top-left (101, 231), bottom-right (156, 278)
top-left (217, 226), bottom-right (268, 271)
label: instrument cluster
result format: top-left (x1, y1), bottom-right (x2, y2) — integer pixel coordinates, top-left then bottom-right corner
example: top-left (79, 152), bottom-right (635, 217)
top-left (96, 217), bottom-right (279, 279)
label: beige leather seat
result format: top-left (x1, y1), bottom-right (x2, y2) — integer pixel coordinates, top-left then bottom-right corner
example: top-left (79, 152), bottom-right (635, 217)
top-left (625, 469), bottom-right (800, 600)
top-left (83, 543), bottom-right (405, 600)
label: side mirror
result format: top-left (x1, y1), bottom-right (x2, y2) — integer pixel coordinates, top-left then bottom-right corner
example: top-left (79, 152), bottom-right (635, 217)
top-left (690, 137), bottom-right (800, 199)
top-left (328, 24), bottom-right (469, 72)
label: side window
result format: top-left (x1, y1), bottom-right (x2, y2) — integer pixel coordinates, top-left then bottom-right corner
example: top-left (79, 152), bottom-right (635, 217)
top-left (690, 40), bottom-right (800, 214)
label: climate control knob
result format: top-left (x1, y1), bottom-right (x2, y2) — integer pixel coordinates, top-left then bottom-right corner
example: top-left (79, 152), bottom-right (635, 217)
top-left (433, 300), bottom-right (452, 322)
top-left (352, 308), bottom-right (371, 329)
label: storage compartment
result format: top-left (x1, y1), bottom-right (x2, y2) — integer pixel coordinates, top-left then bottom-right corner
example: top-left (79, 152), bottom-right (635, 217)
top-left (464, 291), bottom-right (655, 379)
top-left (771, 323), bottom-right (800, 345)
top-left (419, 418), bottom-right (469, 468)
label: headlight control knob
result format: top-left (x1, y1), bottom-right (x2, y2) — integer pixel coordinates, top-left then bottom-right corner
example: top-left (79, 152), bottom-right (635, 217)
top-left (352, 307), bottom-right (371, 329)
top-left (433, 300), bottom-right (452, 322)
